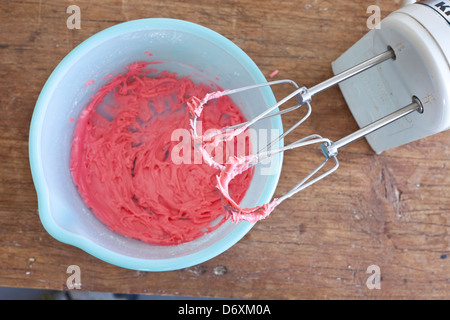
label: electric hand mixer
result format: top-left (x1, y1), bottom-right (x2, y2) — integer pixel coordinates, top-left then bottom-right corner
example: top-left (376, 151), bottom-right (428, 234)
top-left (190, 0), bottom-right (450, 223)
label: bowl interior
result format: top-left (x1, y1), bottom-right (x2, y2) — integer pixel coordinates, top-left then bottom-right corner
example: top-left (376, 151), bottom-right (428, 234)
top-left (31, 19), bottom-right (282, 270)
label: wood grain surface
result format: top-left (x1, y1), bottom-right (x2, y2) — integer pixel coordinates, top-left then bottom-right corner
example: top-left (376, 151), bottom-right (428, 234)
top-left (1, 0), bottom-right (448, 299)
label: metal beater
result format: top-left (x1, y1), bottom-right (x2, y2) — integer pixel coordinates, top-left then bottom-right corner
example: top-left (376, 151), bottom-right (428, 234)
top-left (191, 0), bottom-right (449, 222)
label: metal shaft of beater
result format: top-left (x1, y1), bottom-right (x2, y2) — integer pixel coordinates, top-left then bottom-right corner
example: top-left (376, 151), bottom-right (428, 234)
top-left (301, 47), bottom-right (395, 103)
top-left (219, 47), bottom-right (396, 133)
top-left (323, 97), bottom-right (424, 158)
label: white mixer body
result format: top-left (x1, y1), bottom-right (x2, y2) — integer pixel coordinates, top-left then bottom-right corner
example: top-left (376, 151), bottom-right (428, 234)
top-left (332, 0), bottom-right (450, 154)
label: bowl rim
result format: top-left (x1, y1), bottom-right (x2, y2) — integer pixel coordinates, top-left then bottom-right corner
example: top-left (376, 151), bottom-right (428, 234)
top-left (28, 18), bottom-right (283, 271)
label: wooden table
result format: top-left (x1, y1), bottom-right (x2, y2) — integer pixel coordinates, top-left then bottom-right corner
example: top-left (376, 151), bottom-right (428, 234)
top-left (1, 0), bottom-right (448, 300)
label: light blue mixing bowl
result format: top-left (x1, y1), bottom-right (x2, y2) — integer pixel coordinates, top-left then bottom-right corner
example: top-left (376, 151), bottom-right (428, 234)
top-left (29, 18), bottom-right (283, 271)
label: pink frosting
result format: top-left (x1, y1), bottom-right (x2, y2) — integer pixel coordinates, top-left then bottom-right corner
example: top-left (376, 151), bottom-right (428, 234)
top-left (70, 61), bottom-right (254, 245)
top-left (189, 91), bottom-right (280, 223)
